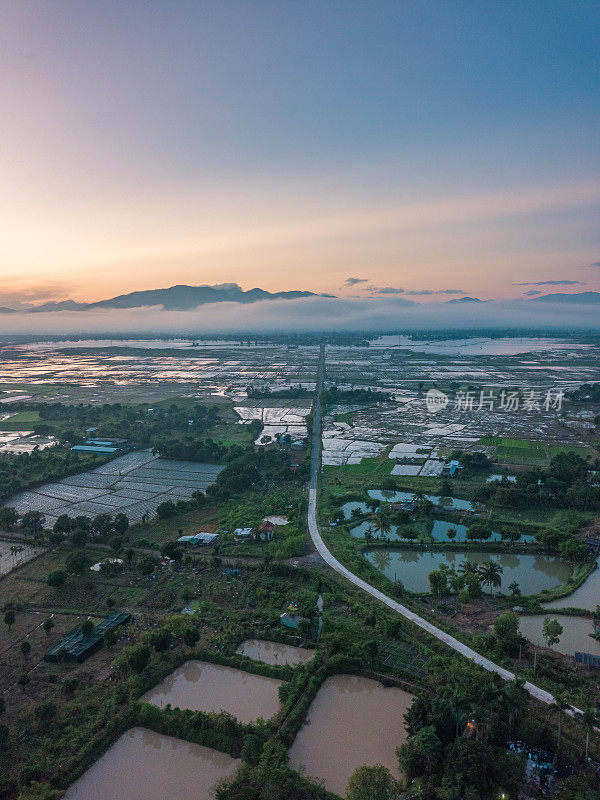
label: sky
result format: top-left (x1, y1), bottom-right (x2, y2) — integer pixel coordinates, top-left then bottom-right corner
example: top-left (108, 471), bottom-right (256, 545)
top-left (0, 0), bottom-right (599, 309)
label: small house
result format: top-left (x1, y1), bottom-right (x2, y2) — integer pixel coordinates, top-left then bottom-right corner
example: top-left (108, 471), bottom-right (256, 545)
top-left (252, 520), bottom-right (275, 541)
top-left (442, 460), bottom-right (463, 477)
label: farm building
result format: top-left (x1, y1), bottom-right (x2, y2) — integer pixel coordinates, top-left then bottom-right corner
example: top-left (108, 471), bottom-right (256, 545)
top-left (177, 532), bottom-right (219, 546)
top-left (45, 610), bottom-right (130, 663)
top-left (252, 520), bottom-right (275, 541)
top-left (442, 460), bottom-right (463, 476)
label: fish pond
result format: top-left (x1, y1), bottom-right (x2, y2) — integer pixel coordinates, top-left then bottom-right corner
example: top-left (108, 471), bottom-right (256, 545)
top-left (368, 489), bottom-right (481, 512)
top-left (518, 615), bottom-right (600, 658)
top-left (365, 549), bottom-right (572, 595)
top-left (350, 518), bottom-right (534, 543)
top-left (543, 557), bottom-right (600, 612)
top-left (141, 661), bottom-right (283, 723)
top-left (236, 639), bottom-right (315, 666)
top-left (289, 675), bottom-right (413, 797)
top-left (63, 727), bottom-right (240, 800)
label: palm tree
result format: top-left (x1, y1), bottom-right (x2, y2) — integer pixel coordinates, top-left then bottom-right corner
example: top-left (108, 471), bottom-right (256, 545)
top-left (504, 679), bottom-right (528, 737)
top-left (478, 559), bottom-right (503, 595)
top-left (582, 707), bottom-right (597, 762)
top-left (553, 691), bottom-right (570, 752)
top-left (459, 559), bottom-right (478, 576)
top-left (374, 510), bottom-right (392, 540)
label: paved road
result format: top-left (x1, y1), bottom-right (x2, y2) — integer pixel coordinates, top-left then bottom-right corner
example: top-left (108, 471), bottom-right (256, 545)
top-left (308, 344), bottom-right (582, 716)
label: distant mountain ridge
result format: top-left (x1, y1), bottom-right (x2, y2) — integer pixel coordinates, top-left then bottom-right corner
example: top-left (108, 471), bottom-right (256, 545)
top-left (7, 286), bottom-right (600, 312)
top-left (446, 296), bottom-right (484, 304)
top-left (531, 291), bottom-right (600, 304)
top-left (26, 283), bottom-right (334, 312)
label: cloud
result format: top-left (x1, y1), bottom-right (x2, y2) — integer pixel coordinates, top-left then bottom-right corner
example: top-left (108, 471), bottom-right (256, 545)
top-left (342, 277), bottom-right (369, 287)
top-left (523, 290), bottom-right (542, 296)
top-left (0, 293), bottom-right (598, 335)
top-left (368, 286), bottom-right (405, 294)
top-left (512, 280), bottom-right (585, 286)
top-left (0, 281), bottom-right (77, 309)
top-left (405, 288), bottom-right (465, 296)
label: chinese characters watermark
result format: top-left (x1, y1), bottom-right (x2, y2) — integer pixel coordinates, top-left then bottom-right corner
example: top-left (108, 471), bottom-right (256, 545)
top-left (426, 388), bottom-right (564, 414)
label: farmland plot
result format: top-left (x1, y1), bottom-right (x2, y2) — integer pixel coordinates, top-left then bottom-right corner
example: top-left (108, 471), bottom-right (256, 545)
top-left (4, 452), bottom-right (225, 528)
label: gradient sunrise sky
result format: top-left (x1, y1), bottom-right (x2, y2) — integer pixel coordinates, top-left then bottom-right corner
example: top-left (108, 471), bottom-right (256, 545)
top-left (1, 0), bottom-right (599, 306)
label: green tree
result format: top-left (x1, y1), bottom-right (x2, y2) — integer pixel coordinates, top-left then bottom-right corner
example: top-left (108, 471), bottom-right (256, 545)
top-left (34, 700), bottom-right (56, 729)
top-left (374, 510), bottom-right (393, 540)
top-left (582, 707), bottom-right (597, 762)
top-left (17, 672), bottom-right (30, 691)
top-left (494, 611), bottom-right (521, 654)
top-left (183, 627), bottom-right (200, 648)
top-left (47, 570), bottom-right (67, 588)
top-left (126, 644), bottom-right (150, 673)
top-left (65, 550), bottom-right (88, 574)
top-left (398, 724), bottom-right (442, 779)
top-left (478, 559), bottom-right (503, 595)
top-left (42, 617), bottom-right (54, 636)
top-left (4, 609), bottom-right (16, 631)
top-left (428, 569), bottom-right (448, 597)
top-left (346, 765), bottom-right (400, 800)
top-left (20, 640), bottom-right (31, 660)
top-left (103, 628), bottom-right (117, 647)
top-left (542, 617), bottom-right (563, 648)
top-left (553, 691), bottom-right (570, 751)
top-left (80, 619), bottom-right (94, 637)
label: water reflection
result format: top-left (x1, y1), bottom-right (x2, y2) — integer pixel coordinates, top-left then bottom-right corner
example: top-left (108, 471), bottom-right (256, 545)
top-left (141, 661), bottom-right (283, 723)
top-left (365, 549), bottom-right (571, 594)
top-left (518, 615), bottom-right (600, 657)
top-left (236, 640), bottom-right (315, 666)
top-left (543, 557), bottom-right (600, 612)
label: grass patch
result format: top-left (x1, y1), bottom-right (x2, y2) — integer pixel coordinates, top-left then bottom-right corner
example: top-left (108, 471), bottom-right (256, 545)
top-left (0, 410), bottom-right (41, 430)
top-left (477, 436), bottom-right (591, 466)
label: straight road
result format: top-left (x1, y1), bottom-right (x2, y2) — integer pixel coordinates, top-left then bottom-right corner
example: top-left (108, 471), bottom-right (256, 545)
top-left (308, 344), bottom-right (582, 716)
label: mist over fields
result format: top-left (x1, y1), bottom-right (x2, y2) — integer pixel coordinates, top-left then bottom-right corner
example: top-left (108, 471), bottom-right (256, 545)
top-left (0, 294), bottom-right (599, 335)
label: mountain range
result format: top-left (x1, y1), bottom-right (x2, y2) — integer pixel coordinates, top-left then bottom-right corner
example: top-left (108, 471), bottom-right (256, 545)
top-left (1, 284), bottom-right (599, 312)
top-left (0, 284), bottom-right (332, 313)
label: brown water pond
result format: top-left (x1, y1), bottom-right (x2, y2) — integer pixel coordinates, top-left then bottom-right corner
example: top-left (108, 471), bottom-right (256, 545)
top-left (236, 639), bottom-right (315, 666)
top-left (518, 615), bottom-right (600, 658)
top-left (288, 675), bottom-right (414, 797)
top-left (141, 660), bottom-right (283, 723)
top-left (63, 727), bottom-right (240, 800)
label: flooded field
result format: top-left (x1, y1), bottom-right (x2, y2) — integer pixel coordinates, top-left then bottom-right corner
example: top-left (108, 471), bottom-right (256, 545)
top-left (518, 615), bottom-right (600, 658)
top-left (0, 339), bottom-right (319, 401)
top-left (365, 549), bottom-right (571, 595)
top-left (141, 661), bottom-right (283, 723)
top-left (63, 727), bottom-right (240, 800)
top-left (289, 675), bottom-right (413, 797)
top-left (5, 452), bottom-right (224, 528)
top-left (236, 640), bottom-right (315, 666)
